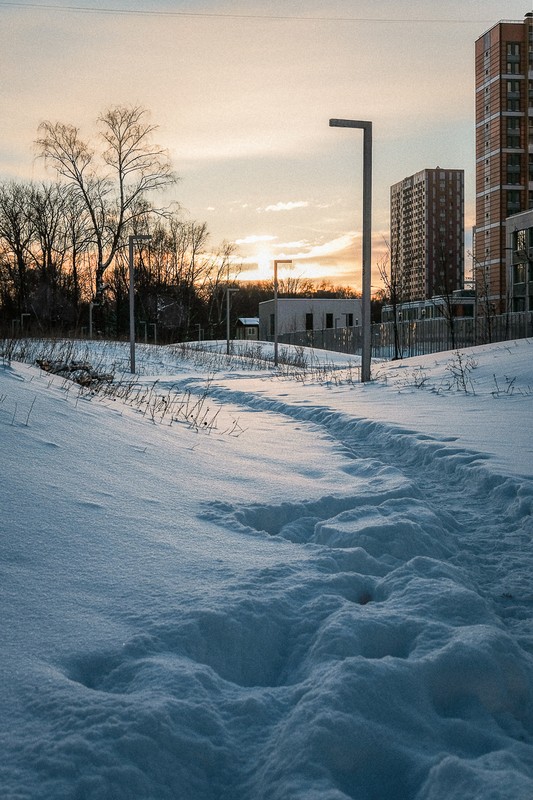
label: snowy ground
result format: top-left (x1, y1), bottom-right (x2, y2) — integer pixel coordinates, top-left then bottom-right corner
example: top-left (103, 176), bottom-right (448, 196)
top-left (1, 337), bottom-right (532, 799)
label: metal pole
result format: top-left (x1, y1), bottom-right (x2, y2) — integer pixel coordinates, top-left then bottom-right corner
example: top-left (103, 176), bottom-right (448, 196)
top-left (273, 260), bottom-right (292, 367)
top-left (225, 287), bottom-right (238, 355)
top-left (274, 260), bottom-right (278, 366)
top-left (129, 234), bottom-right (151, 374)
top-left (129, 236), bottom-right (135, 373)
top-left (329, 118), bottom-right (373, 382)
top-left (361, 123), bottom-right (372, 383)
top-left (226, 286), bottom-right (231, 355)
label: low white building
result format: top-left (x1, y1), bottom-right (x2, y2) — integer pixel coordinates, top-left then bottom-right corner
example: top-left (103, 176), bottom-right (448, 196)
top-left (259, 298), bottom-right (362, 340)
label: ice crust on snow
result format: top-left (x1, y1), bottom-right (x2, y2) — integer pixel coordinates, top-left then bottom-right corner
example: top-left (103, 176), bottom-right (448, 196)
top-left (0, 339), bottom-right (533, 799)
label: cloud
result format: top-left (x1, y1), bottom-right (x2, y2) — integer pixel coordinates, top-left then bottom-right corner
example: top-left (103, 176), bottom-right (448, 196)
top-left (234, 234), bottom-right (278, 245)
top-left (273, 240), bottom-right (308, 249)
top-left (287, 234), bottom-right (358, 262)
top-left (261, 201), bottom-right (310, 213)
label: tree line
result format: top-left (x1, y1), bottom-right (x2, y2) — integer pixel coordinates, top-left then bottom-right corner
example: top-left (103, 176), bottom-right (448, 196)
top-left (0, 104), bottom-right (362, 342)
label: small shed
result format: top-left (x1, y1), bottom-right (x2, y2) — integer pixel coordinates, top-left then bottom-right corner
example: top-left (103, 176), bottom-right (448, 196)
top-left (235, 317), bottom-right (260, 340)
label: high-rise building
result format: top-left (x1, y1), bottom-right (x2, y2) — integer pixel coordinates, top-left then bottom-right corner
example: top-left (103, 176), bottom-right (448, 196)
top-left (390, 168), bottom-right (464, 302)
top-left (475, 13), bottom-right (533, 313)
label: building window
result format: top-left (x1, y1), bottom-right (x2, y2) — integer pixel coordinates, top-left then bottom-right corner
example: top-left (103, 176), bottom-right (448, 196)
top-left (507, 153), bottom-right (521, 184)
top-left (269, 313), bottom-right (275, 336)
top-left (507, 190), bottom-right (521, 215)
top-left (507, 81), bottom-right (520, 100)
top-left (515, 228), bottom-right (527, 252)
top-left (345, 313), bottom-right (353, 327)
top-left (305, 313), bottom-right (313, 331)
top-left (325, 313), bottom-right (333, 329)
top-left (513, 263), bottom-right (526, 284)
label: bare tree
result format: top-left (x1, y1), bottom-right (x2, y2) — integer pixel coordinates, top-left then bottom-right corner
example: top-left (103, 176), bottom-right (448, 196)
top-left (377, 238), bottom-right (405, 360)
top-left (28, 182), bottom-right (74, 290)
top-left (202, 241), bottom-right (241, 333)
top-left (432, 240), bottom-right (460, 350)
top-left (0, 182), bottom-right (36, 315)
top-left (36, 105), bottom-right (176, 306)
top-left (61, 187), bottom-right (94, 312)
top-left (470, 252), bottom-right (495, 344)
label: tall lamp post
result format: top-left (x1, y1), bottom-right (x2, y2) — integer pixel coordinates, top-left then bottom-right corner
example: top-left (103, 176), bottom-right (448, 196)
top-left (329, 118), bottom-right (372, 382)
top-left (225, 286), bottom-right (239, 355)
top-left (273, 259), bottom-right (292, 367)
top-left (129, 234), bottom-right (151, 373)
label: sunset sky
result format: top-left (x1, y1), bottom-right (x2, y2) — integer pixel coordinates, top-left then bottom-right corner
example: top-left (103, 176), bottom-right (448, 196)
top-left (1, 0), bottom-right (531, 288)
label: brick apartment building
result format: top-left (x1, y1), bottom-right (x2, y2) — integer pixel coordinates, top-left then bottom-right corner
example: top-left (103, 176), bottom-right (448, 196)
top-left (390, 168), bottom-right (464, 302)
top-left (475, 12), bottom-right (533, 312)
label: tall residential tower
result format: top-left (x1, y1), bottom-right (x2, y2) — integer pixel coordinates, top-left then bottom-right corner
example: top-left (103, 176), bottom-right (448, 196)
top-left (475, 13), bottom-right (533, 312)
top-left (390, 168), bottom-right (464, 302)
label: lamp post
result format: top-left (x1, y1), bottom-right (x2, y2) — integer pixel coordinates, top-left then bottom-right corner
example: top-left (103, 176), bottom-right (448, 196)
top-left (329, 118), bottom-right (372, 382)
top-left (273, 259), bottom-right (292, 367)
top-left (225, 286), bottom-right (239, 355)
top-left (129, 234), bottom-right (151, 373)
top-left (89, 302), bottom-right (94, 338)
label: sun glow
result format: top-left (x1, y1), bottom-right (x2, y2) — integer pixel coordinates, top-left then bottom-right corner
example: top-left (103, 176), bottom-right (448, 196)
top-left (250, 247), bottom-right (275, 281)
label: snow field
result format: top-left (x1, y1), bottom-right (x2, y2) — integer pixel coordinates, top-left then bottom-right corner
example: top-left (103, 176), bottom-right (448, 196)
top-left (1, 340), bottom-right (533, 799)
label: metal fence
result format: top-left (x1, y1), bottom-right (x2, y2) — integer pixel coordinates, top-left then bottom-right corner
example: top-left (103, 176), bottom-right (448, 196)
top-left (276, 311), bottom-right (533, 361)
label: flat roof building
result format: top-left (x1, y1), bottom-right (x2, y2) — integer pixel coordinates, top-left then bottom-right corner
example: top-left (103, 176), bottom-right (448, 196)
top-left (506, 209), bottom-right (533, 312)
top-left (390, 168), bottom-right (464, 303)
top-left (258, 297), bottom-right (361, 341)
top-left (475, 13), bottom-right (533, 312)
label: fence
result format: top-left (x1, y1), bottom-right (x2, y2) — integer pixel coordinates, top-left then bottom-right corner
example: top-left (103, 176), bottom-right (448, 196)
top-left (276, 311), bottom-right (533, 361)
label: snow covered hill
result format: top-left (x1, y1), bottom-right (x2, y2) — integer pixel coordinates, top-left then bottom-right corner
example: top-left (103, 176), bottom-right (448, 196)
top-left (1, 338), bottom-right (532, 799)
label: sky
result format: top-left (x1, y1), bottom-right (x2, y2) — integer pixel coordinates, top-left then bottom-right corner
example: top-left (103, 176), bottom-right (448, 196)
top-left (1, 336), bottom-right (533, 798)
top-left (1, 0), bottom-right (532, 288)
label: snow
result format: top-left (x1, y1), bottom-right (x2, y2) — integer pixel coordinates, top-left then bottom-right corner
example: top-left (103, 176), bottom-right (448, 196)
top-left (1, 337), bottom-right (532, 799)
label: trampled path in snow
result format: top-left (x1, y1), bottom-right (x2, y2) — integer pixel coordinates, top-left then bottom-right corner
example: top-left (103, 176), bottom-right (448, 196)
top-left (166, 371), bottom-right (533, 798)
top-left (197, 375), bottom-right (533, 644)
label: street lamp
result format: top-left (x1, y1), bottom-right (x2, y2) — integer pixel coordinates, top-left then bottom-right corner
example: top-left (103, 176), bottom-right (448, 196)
top-left (273, 259), bottom-right (292, 367)
top-left (225, 285), bottom-right (239, 355)
top-left (89, 302), bottom-right (95, 338)
top-left (129, 234), bottom-right (151, 373)
top-left (329, 118), bottom-right (372, 382)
